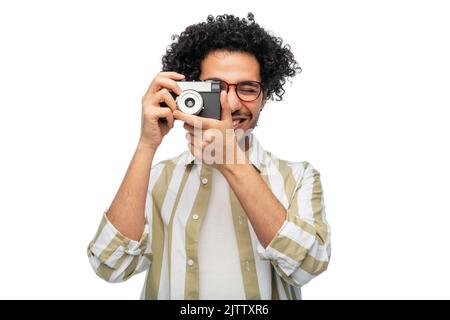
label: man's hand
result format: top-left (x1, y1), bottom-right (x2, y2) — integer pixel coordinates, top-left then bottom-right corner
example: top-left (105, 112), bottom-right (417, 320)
top-left (173, 91), bottom-right (249, 171)
top-left (139, 72), bottom-right (184, 151)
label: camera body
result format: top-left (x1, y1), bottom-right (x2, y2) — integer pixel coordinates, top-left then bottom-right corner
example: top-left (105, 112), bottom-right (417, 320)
top-left (163, 80), bottom-right (221, 120)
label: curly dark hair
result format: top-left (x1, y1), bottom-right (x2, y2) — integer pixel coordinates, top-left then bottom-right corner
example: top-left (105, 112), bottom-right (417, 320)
top-left (161, 13), bottom-right (301, 101)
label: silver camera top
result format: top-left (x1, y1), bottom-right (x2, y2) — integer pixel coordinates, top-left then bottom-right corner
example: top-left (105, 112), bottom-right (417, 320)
top-left (177, 80), bottom-right (221, 92)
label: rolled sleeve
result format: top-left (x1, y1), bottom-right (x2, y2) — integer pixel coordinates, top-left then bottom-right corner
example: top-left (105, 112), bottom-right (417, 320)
top-left (87, 213), bottom-right (151, 283)
top-left (257, 162), bottom-right (331, 287)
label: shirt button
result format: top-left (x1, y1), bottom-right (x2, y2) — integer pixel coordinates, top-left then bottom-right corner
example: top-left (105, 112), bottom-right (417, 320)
top-left (187, 259), bottom-right (194, 266)
top-left (192, 214), bottom-right (199, 220)
top-left (201, 178), bottom-right (208, 185)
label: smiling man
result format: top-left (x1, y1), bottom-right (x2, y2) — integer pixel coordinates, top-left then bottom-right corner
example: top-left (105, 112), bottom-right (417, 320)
top-left (87, 13), bottom-right (331, 300)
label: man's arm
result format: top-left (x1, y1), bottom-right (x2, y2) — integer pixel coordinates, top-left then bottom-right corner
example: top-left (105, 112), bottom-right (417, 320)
top-left (104, 71), bottom-right (184, 241)
top-left (105, 142), bottom-right (156, 241)
top-left (221, 161), bottom-right (331, 287)
top-left (87, 72), bottom-right (184, 282)
top-left (220, 163), bottom-right (285, 247)
top-left (87, 142), bottom-right (157, 283)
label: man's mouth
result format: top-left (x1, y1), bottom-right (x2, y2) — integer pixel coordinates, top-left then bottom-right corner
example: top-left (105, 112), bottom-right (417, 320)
top-left (232, 117), bottom-right (249, 130)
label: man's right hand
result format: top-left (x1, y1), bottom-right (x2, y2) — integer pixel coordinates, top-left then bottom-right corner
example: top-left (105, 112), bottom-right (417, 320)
top-left (138, 71), bottom-right (185, 151)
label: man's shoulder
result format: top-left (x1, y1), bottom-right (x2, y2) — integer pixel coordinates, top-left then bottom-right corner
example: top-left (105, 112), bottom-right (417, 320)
top-left (264, 150), bottom-right (312, 174)
top-left (263, 151), bottom-right (323, 188)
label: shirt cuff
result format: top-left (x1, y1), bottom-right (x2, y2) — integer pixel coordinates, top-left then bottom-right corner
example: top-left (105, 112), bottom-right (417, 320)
top-left (256, 220), bottom-right (302, 277)
top-left (89, 213), bottom-right (148, 267)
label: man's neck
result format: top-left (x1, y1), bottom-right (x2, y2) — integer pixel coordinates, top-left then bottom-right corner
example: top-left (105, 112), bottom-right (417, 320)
top-left (238, 135), bottom-right (252, 152)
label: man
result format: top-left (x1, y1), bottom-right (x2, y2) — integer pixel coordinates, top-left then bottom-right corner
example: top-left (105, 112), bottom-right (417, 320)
top-left (87, 13), bottom-right (331, 300)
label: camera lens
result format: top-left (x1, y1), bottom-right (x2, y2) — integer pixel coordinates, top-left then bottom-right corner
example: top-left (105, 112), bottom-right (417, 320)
top-left (176, 89), bottom-right (203, 115)
top-left (185, 98), bottom-right (195, 108)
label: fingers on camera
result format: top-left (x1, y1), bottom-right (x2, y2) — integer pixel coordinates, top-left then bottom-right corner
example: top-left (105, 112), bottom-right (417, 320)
top-left (156, 108), bottom-right (174, 128)
top-left (151, 89), bottom-right (177, 111)
top-left (151, 73), bottom-right (184, 95)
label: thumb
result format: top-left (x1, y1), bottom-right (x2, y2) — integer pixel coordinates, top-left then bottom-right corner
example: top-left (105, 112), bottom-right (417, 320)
top-left (220, 90), bottom-right (232, 123)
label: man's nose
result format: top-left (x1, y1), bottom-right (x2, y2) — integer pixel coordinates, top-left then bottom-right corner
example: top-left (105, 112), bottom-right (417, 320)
top-left (226, 87), bottom-right (243, 112)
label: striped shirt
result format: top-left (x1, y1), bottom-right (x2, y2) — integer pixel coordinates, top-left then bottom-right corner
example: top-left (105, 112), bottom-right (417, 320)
top-left (87, 134), bottom-right (331, 299)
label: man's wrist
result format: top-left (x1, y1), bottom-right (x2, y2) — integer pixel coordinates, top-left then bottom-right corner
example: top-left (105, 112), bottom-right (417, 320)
top-left (137, 140), bottom-right (158, 154)
top-left (218, 161), bottom-right (254, 177)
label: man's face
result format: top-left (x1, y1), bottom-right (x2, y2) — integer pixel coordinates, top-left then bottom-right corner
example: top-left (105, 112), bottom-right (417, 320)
top-left (199, 50), bottom-right (266, 135)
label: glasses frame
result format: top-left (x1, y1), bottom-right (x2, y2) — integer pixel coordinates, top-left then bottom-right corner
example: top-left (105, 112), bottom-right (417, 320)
top-left (218, 80), bottom-right (264, 102)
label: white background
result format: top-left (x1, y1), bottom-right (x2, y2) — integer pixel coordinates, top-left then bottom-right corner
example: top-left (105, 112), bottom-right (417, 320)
top-left (1, 0), bottom-right (449, 299)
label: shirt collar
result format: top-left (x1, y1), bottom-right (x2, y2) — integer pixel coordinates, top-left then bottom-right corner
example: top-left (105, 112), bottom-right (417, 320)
top-left (183, 133), bottom-right (265, 173)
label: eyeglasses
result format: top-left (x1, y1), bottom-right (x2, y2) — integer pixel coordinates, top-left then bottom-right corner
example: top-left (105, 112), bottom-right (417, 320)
top-left (219, 80), bottom-right (263, 102)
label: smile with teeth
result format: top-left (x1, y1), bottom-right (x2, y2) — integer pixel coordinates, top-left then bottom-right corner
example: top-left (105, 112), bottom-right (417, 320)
top-left (232, 118), bottom-right (248, 127)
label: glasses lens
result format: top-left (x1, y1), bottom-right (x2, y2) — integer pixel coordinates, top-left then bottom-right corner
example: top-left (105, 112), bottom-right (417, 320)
top-left (237, 81), bottom-right (261, 101)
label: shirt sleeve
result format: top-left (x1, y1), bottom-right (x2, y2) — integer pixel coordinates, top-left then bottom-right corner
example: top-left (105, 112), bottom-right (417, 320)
top-left (87, 211), bottom-right (152, 283)
top-left (257, 162), bottom-right (331, 287)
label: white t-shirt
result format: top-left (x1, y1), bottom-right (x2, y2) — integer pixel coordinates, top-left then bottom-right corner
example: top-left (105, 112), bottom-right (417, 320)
top-left (198, 168), bottom-right (246, 300)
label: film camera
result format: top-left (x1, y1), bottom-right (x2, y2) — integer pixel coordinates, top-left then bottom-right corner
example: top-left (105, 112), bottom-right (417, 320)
top-left (161, 80), bottom-right (221, 120)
